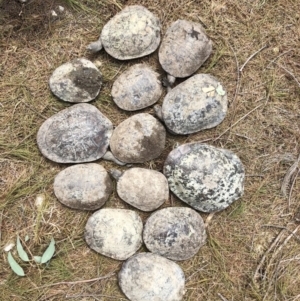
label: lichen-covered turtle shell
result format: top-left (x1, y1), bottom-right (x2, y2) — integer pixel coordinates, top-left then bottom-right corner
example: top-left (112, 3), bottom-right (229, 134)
top-left (84, 209), bottom-right (143, 260)
top-left (101, 5), bottom-right (161, 60)
top-left (111, 64), bottom-right (163, 111)
top-left (37, 103), bottom-right (113, 163)
top-left (119, 253), bottom-right (185, 301)
top-left (49, 58), bottom-right (102, 103)
top-left (159, 19), bottom-right (212, 78)
top-left (53, 163), bottom-right (112, 210)
top-left (163, 143), bottom-right (245, 213)
top-left (161, 74), bottom-right (227, 134)
top-left (143, 207), bottom-right (206, 260)
top-left (116, 168), bottom-right (169, 211)
top-left (110, 113), bottom-right (166, 163)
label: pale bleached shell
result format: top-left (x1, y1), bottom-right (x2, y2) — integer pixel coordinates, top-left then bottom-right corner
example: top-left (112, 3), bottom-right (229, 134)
top-left (143, 207), bottom-right (206, 260)
top-left (119, 253), bottom-right (185, 301)
top-left (116, 168), bottom-right (168, 211)
top-left (159, 19), bottom-right (212, 78)
top-left (54, 164), bottom-right (112, 210)
top-left (162, 74), bottom-right (227, 134)
top-left (49, 58), bottom-right (102, 103)
top-left (101, 5), bottom-right (161, 60)
top-left (110, 113), bottom-right (166, 163)
top-left (164, 143), bottom-right (245, 213)
top-left (111, 64), bottom-right (162, 111)
top-left (37, 103), bottom-right (113, 163)
top-left (84, 209), bottom-right (143, 260)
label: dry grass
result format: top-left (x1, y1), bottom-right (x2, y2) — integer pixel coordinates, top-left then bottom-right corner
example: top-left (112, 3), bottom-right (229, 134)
top-left (1, 0), bottom-right (300, 300)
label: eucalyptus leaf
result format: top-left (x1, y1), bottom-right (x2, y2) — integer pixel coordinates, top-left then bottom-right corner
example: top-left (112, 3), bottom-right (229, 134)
top-left (8, 252), bottom-right (25, 276)
top-left (17, 235), bottom-right (29, 262)
top-left (41, 238), bottom-right (55, 264)
top-left (33, 256), bottom-right (42, 264)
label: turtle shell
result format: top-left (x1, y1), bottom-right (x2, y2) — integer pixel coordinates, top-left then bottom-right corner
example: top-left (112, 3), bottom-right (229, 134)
top-left (161, 74), bottom-right (227, 134)
top-left (49, 58), bottom-right (102, 103)
top-left (53, 163), bottom-right (112, 210)
top-left (163, 143), bottom-right (245, 213)
top-left (110, 113), bottom-right (166, 163)
top-left (143, 207), bottom-right (207, 261)
top-left (159, 19), bottom-right (212, 78)
top-left (37, 103), bottom-right (113, 163)
top-left (111, 64), bottom-right (163, 111)
top-left (119, 253), bottom-right (185, 301)
top-left (116, 168), bottom-right (169, 211)
top-left (84, 209), bottom-right (143, 260)
top-left (101, 5), bottom-right (161, 60)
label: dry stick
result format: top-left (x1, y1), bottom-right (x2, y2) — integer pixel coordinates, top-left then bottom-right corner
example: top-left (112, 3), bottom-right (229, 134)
top-left (0, 211), bottom-right (3, 242)
top-left (239, 44), bottom-right (268, 72)
top-left (35, 271), bottom-right (116, 290)
top-left (218, 293), bottom-right (229, 301)
top-left (265, 49), bottom-right (292, 69)
top-left (253, 229), bottom-right (285, 283)
top-left (66, 293), bottom-right (126, 300)
top-left (214, 103), bottom-right (264, 142)
top-left (276, 63), bottom-right (300, 88)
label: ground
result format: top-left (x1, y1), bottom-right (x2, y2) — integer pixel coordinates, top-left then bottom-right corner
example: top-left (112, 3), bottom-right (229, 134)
top-left (0, 0), bottom-right (300, 300)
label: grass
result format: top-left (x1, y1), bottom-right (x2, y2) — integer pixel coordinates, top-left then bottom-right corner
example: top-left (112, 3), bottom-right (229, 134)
top-left (1, 0), bottom-right (300, 300)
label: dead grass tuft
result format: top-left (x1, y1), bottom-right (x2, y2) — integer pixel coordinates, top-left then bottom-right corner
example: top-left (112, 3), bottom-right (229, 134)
top-left (1, 0), bottom-right (300, 300)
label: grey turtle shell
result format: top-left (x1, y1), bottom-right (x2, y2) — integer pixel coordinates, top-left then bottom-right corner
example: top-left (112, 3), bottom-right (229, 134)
top-left (164, 143), bottom-right (245, 213)
top-left (115, 168), bottom-right (169, 211)
top-left (111, 64), bottom-right (163, 111)
top-left (161, 74), bottom-right (227, 134)
top-left (119, 253), bottom-right (185, 301)
top-left (93, 5), bottom-right (161, 60)
top-left (110, 113), bottom-right (166, 163)
top-left (143, 207), bottom-right (207, 261)
top-left (84, 209), bottom-right (143, 260)
top-left (159, 19), bottom-right (212, 78)
top-left (37, 103), bottom-right (113, 163)
top-left (53, 163), bottom-right (112, 210)
top-left (49, 58), bottom-right (102, 103)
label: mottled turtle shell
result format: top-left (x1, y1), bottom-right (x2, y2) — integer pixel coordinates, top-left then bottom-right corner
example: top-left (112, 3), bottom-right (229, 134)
top-left (119, 253), bottom-right (185, 301)
top-left (164, 143), bottom-right (245, 213)
top-left (110, 113), bottom-right (166, 163)
top-left (84, 209), bottom-right (143, 260)
top-left (53, 164), bottom-right (112, 210)
top-left (161, 74), bottom-right (227, 134)
top-left (49, 58), bottom-right (102, 103)
top-left (98, 5), bottom-right (161, 60)
top-left (115, 168), bottom-right (169, 211)
top-left (159, 19), bottom-right (212, 78)
top-left (111, 64), bottom-right (163, 111)
top-left (37, 103), bottom-right (113, 163)
top-left (143, 207), bottom-right (207, 261)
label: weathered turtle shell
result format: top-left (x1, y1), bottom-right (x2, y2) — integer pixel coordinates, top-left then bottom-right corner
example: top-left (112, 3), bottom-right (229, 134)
top-left (111, 64), bottom-right (162, 111)
top-left (84, 209), bottom-right (143, 260)
top-left (159, 19), bottom-right (212, 78)
top-left (115, 168), bottom-right (169, 211)
top-left (49, 58), bottom-right (102, 103)
top-left (119, 253), bottom-right (185, 301)
top-left (164, 143), bottom-right (245, 213)
top-left (110, 113), bottom-right (166, 163)
top-left (37, 103), bottom-right (113, 163)
top-left (53, 164), bottom-right (112, 210)
top-left (160, 74), bottom-right (227, 134)
top-left (143, 207), bottom-right (206, 261)
top-left (88, 5), bottom-right (161, 60)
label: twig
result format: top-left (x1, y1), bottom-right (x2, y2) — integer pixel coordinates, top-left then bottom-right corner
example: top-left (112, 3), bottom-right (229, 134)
top-left (66, 293), bottom-right (126, 300)
top-left (239, 44), bottom-right (268, 72)
top-left (204, 212), bottom-right (215, 228)
top-left (277, 63), bottom-right (300, 88)
top-left (265, 49), bottom-right (292, 69)
top-left (214, 103), bottom-right (264, 141)
top-left (218, 293), bottom-right (229, 301)
top-left (35, 271), bottom-right (116, 290)
top-left (253, 229), bottom-right (285, 283)
top-left (261, 224), bottom-right (300, 242)
top-left (288, 168), bottom-right (300, 211)
top-left (0, 211), bottom-right (3, 242)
